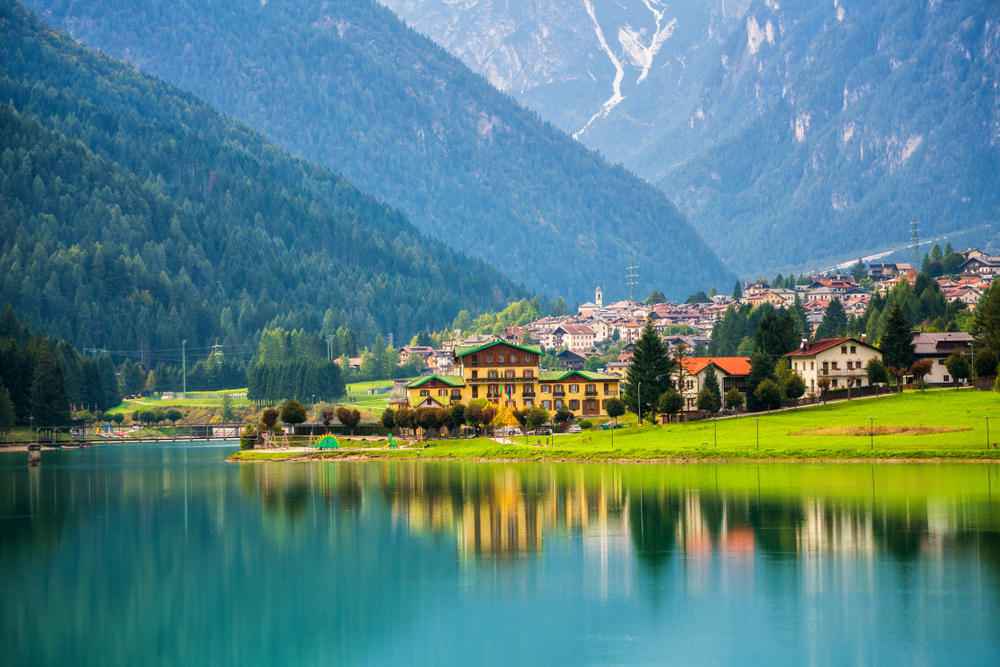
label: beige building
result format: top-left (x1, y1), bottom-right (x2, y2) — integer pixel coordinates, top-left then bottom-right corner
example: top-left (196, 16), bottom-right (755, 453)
top-left (673, 357), bottom-right (752, 412)
top-left (786, 337), bottom-right (883, 397)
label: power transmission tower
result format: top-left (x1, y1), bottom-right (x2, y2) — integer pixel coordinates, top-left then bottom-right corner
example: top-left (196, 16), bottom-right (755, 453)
top-left (626, 260), bottom-right (640, 302)
top-left (911, 219), bottom-right (920, 265)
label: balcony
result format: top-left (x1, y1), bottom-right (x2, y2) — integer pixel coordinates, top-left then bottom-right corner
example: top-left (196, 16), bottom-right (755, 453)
top-left (585, 390), bottom-right (598, 397)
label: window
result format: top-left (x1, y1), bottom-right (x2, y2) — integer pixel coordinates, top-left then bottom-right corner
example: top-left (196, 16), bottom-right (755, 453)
top-left (685, 380), bottom-right (694, 391)
top-left (488, 370), bottom-right (499, 379)
top-left (541, 384), bottom-right (551, 393)
top-left (944, 375), bottom-right (951, 383)
top-left (810, 362), bottom-right (815, 370)
top-left (471, 370), bottom-right (478, 379)
top-left (504, 369), bottom-right (515, 379)
top-left (486, 354), bottom-right (493, 363)
top-left (850, 346), bottom-right (857, 354)
top-left (497, 354), bottom-right (505, 363)
top-left (832, 379), bottom-right (839, 388)
top-left (542, 400), bottom-right (552, 410)
top-left (569, 400), bottom-right (580, 410)
top-left (438, 389), bottom-right (447, 397)
top-left (585, 384), bottom-right (596, 395)
top-left (831, 361), bottom-right (839, 370)
top-left (420, 390), bottom-right (429, 397)
top-left (569, 384), bottom-right (579, 393)
top-left (604, 383), bottom-right (612, 393)
top-left (524, 370), bottom-right (534, 379)
top-left (841, 346), bottom-right (848, 354)
top-left (555, 399), bottom-right (564, 409)
top-left (451, 390), bottom-right (461, 401)
top-left (471, 386), bottom-right (479, 399)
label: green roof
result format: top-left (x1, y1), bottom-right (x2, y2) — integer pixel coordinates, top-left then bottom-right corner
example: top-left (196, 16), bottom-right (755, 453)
top-left (406, 374), bottom-right (465, 389)
top-left (409, 395), bottom-right (447, 408)
top-left (455, 338), bottom-right (542, 358)
top-left (539, 370), bottom-right (619, 382)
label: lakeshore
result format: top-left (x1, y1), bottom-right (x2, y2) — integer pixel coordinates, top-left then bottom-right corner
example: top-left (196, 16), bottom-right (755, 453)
top-left (229, 390), bottom-right (1000, 465)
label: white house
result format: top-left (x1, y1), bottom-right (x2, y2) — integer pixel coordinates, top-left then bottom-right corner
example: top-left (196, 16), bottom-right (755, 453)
top-left (785, 337), bottom-right (883, 397)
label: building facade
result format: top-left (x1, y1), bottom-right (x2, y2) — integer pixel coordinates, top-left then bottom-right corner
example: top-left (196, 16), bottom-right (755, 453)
top-left (912, 332), bottom-right (974, 385)
top-left (405, 339), bottom-right (620, 417)
top-left (785, 337), bottom-right (883, 397)
top-left (674, 357), bottom-right (751, 411)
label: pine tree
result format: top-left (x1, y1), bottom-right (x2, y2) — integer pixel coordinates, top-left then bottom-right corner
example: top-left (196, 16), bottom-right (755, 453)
top-left (30, 346), bottom-right (70, 426)
top-left (973, 282), bottom-right (1000, 357)
top-left (0, 386), bottom-right (15, 430)
top-left (881, 303), bottom-right (914, 389)
top-left (732, 281), bottom-right (743, 299)
top-left (698, 366), bottom-right (722, 413)
top-left (814, 299), bottom-right (848, 340)
top-left (624, 322), bottom-right (673, 420)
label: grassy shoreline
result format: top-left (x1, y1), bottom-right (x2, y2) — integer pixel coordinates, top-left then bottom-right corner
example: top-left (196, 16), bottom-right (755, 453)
top-left (229, 390), bottom-right (1000, 465)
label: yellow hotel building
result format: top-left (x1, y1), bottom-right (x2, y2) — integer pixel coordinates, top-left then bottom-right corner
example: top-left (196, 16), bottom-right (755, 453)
top-left (405, 339), bottom-right (620, 417)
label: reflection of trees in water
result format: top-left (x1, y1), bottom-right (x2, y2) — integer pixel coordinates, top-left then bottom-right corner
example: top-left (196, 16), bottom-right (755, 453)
top-left (235, 461), bottom-right (1000, 576)
top-left (627, 488), bottom-right (681, 574)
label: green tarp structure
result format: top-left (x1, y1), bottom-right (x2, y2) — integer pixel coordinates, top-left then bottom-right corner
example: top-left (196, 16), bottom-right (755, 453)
top-left (388, 434), bottom-right (398, 449)
top-left (316, 435), bottom-right (339, 450)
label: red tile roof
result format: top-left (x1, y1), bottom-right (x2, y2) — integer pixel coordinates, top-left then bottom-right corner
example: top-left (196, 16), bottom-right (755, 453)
top-left (680, 356), bottom-right (752, 377)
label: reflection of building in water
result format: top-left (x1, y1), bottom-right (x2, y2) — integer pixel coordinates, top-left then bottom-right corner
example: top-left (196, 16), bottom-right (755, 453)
top-left (797, 500), bottom-right (875, 555)
top-left (386, 467), bottom-right (630, 560)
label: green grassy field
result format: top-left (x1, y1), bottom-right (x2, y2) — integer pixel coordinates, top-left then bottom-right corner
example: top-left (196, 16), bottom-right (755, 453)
top-left (232, 389), bottom-right (1000, 463)
top-left (107, 389), bottom-right (251, 415)
top-left (340, 379), bottom-right (398, 417)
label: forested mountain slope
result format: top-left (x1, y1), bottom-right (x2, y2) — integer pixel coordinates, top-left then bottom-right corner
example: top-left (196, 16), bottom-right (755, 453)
top-left (0, 1), bottom-right (522, 352)
top-left (378, 0), bottom-right (1000, 275)
top-left (23, 0), bottom-right (733, 299)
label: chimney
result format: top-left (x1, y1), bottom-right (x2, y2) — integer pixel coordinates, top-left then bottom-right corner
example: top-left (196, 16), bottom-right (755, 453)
top-left (800, 338), bottom-right (808, 351)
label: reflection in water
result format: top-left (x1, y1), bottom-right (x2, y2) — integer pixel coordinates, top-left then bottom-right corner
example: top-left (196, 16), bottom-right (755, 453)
top-left (235, 459), bottom-right (1000, 577)
top-left (2, 447), bottom-right (999, 666)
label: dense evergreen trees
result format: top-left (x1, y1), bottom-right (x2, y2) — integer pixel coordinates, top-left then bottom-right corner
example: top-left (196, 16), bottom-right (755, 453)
top-left (0, 306), bottom-right (119, 425)
top-left (814, 299), bottom-right (848, 340)
top-left (0, 2), bottom-right (522, 354)
top-left (22, 0), bottom-right (734, 300)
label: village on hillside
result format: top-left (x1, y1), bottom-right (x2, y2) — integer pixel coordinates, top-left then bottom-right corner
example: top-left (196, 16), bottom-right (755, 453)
top-left (388, 246), bottom-right (991, 417)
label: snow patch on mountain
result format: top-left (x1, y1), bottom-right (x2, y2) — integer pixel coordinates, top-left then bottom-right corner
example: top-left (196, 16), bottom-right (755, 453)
top-left (575, 0), bottom-right (626, 139)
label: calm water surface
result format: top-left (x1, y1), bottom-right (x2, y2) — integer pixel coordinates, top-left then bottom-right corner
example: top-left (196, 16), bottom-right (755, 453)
top-left (2, 444), bottom-right (1000, 666)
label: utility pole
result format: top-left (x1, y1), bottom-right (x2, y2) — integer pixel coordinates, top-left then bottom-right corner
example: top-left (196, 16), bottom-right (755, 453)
top-left (182, 339), bottom-right (187, 397)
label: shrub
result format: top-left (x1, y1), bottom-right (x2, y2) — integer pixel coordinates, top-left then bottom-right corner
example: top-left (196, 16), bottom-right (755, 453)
top-left (381, 408), bottom-right (396, 431)
top-left (165, 408), bottom-right (183, 424)
top-left (240, 424), bottom-right (257, 450)
top-left (753, 379), bottom-right (782, 410)
top-left (724, 388), bottom-right (744, 411)
top-left (279, 400), bottom-right (307, 426)
top-left (909, 359), bottom-right (934, 389)
top-left (696, 386), bottom-right (721, 413)
top-left (336, 406), bottom-right (362, 434)
top-left (605, 398), bottom-right (626, 421)
top-left (579, 419), bottom-right (594, 430)
top-left (260, 407), bottom-right (280, 432)
top-left (867, 358), bottom-right (889, 385)
top-left (657, 388), bottom-right (683, 419)
top-left (525, 407), bottom-right (550, 430)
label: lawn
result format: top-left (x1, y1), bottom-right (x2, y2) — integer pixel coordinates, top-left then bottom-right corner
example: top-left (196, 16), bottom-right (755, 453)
top-left (107, 389), bottom-right (251, 415)
top-left (231, 389), bottom-right (1000, 463)
top-left (341, 379), bottom-right (402, 418)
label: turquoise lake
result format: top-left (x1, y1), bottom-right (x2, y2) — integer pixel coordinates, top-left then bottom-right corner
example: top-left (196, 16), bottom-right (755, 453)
top-left (2, 443), bottom-right (1000, 666)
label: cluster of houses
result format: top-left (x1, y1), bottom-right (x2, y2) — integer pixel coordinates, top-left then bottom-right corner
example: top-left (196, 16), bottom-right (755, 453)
top-left (392, 249), bottom-right (992, 416)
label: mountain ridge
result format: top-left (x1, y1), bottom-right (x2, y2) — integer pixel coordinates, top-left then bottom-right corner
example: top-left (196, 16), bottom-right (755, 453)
top-left (24, 0), bottom-right (734, 299)
top-left (0, 0), bottom-right (524, 350)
